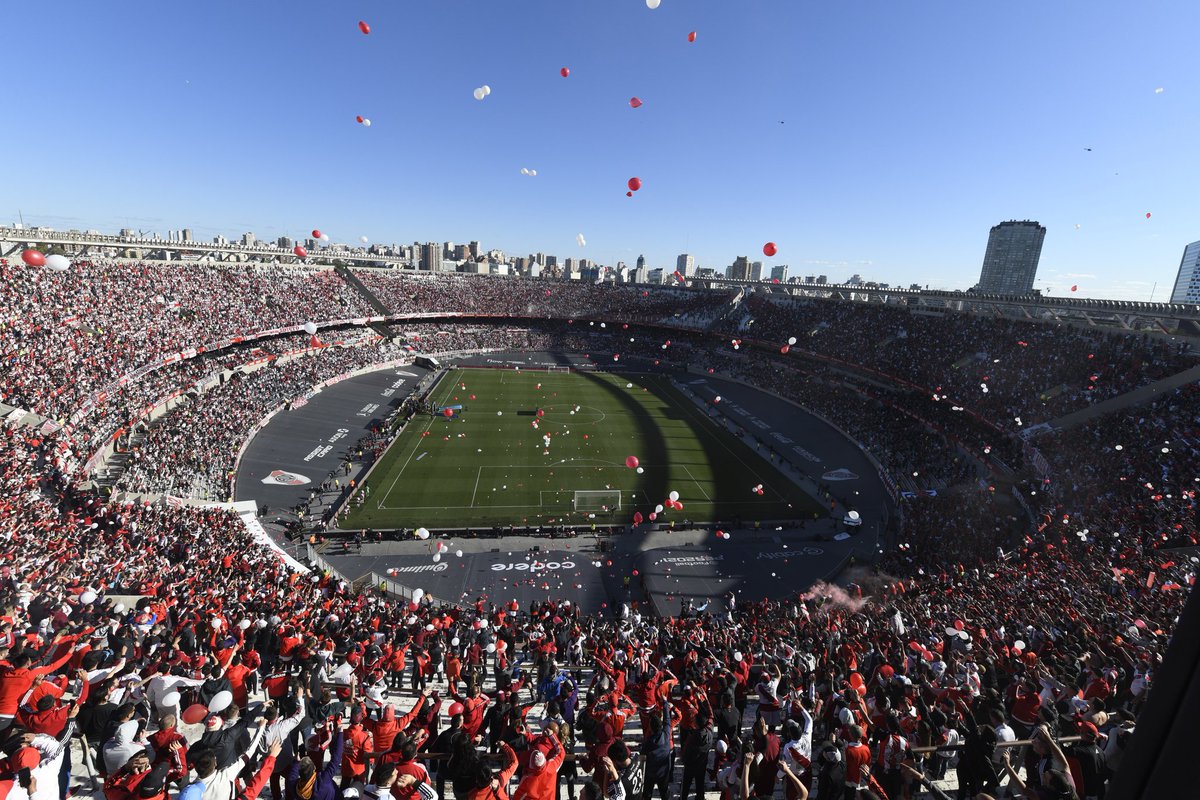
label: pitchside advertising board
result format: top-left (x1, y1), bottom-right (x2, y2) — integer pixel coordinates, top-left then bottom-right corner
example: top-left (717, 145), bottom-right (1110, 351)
top-left (376, 550), bottom-right (605, 614)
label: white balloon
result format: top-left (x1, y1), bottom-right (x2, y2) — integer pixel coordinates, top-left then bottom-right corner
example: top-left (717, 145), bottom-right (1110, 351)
top-left (482, 85), bottom-right (491, 96)
top-left (320, 234), bottom-right (330, 242)
top-left (211, 617), bottom-right (223, 630)
top-left (451, 637), bottom-right (460, 646)
top-left (647, 0), bottom-right (661, 8)
top-left (45, 254), bottom-right (71, 272)
top-left (303, 322), bottom-right (317, 335)
top-left (238, 618), bottom-right (252, 630)
top-left (787, 337), bottom-right (797, 345)
top-left (456, 550), bottom-right (464, 558)
top-left (529, 169), bottom-right (537, 176)
top-left (433, 553), bottom-right (441, 562)
top-left (425, 624), bottom-right (435, 632)
top-left (669, 491), bottom-right (680, 502)
top-left (486, 643), bottom-right (497, 654)
top-left (576, 233), bottom-right (586, 247)
top-left (208, 690), bottom-right (234, 713)
top-left (473, 88), bottom-right (486, 101)
top-left (79, 591), bottom-right (97, 605)
top-left (362, 119), bottom-right (372, 127)
top-left (636, 467), bottom-right (644, 474)
top-left (360, 236), bottom-right (369, 243)
top-left (497, 411), bottom-right (503, 416)
top-left (521, 168), bottom-right (529, 175)
top-left (161, 691), bottom-right (181, 708)
top-left (1014, 640), bottom-right (1026, 650)
top-left (416, 527), bottom-right (430, 540)
top-left (733, 651), bottom-right (743, 662)
top-left (654, 504), bottom-right (664, 514)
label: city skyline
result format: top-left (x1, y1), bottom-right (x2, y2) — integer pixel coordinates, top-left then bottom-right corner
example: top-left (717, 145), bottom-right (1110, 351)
top-left (12, 217), bottom-right (1200, 297)
top-left (4, 1), bottom-right (1198, 300)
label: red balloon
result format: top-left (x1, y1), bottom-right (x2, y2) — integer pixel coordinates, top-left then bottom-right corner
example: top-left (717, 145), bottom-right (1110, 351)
top-left (626, 191), bottom-right (633, 197)
top-left (448, 702), bottom-right (465, 716)
top-left (625, 455), bottom-right (640, 469)
top-left (674, 502), bottom-right (683, 511)
top-left (443, 408), bottom-right (454, 418)
top-left (358, 20), bottom-right (371, 34)
top-left (355, 115), bottom-right (364, 123)
top-left (1145, 212), bottom-right (1152, 219)
top-left (1071, 285), bottom-right (1078, 292)
top-left (630, 97), bottom-right (643, 108)
top-left (628, 177), bottom-right (642, 192)
top-left (780, 345), bottom-right (790, 354)
top-left (293, 246), bottom-right (307, 259)
top-left (536, 409), bottom-right (544, 417)
top-left (648, 512), bottom-right (657, 521)
top-left (311, 229), bottom-right (322, 239)
top-left (182, 704), bottom-right (208, 725)
top-left (763, 242), bottom-right (778, 257)
top-left (560, 67), bottom-right (570, 78)
top-left (20, 249), bottom-right (45, 267)
top-left (688, 31), bottom-right (697, 42)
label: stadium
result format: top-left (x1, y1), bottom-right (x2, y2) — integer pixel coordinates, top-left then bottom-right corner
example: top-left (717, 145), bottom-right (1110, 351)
top-left (2, 4), bottom-right (1197, 800)
top-left (2, 252), bottom-right (1196, 799)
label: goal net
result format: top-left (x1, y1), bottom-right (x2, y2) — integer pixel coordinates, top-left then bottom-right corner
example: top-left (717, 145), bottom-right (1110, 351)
top-left (573, 490), bottom-right (622, 512)
top-left (546, 365), bottom-right (571, 373)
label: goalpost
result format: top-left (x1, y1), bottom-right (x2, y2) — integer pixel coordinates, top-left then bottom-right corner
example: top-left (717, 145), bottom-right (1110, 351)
top-left (572, 490), bottom-right (622, 512)
top-left (545, 365), bottom-right (571, 373)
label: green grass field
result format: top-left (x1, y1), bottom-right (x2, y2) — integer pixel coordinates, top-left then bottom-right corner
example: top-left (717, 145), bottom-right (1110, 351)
top-left (338, 367), bottom-right (825, 530)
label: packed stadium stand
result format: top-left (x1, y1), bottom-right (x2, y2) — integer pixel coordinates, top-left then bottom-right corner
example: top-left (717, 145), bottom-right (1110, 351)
top-left (1, 258), bottom-right (1196, 800)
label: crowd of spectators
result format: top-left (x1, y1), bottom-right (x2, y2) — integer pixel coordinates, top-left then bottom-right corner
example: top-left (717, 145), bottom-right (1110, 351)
top-left (0, 260), bottom-right (370, 426)
top-left (113, 339), bottom-right (417, 500)
top-left (349, 271), bottom-right (733, 329)
top-left (1, 405), bottom-right (1191, 800)
top-left (1030, 382), bottom-right (1200, 554)
top-left (0, 261), bottom-right (1197, 800)
top-left (719, 294), bottom-right (1194, 427)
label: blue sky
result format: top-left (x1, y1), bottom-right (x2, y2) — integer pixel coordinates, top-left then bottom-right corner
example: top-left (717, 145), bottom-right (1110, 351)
top-left (4, 1), bottom-right (1197, 300)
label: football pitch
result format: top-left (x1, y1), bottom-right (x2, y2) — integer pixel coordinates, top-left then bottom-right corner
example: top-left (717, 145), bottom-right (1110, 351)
top-left (338, 367), bottom-right (826, 530)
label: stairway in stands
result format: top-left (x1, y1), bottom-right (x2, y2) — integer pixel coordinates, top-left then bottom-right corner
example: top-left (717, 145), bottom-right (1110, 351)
top-left (92, 431), bottom-right (146, 490)
top-left (1040, 361), bottom-right (1200, 432)
top-left (336, 264), bottom-right (397, 337)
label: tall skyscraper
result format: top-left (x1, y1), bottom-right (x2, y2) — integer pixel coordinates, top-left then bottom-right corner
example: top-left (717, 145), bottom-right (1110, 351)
top-left (730, 256), bottom-right (752, 281)
top-left (751, 261), bottom-right (763, 281)
top-left (421, 242), bottom-right (443, 272)
top-left (182, 228), bottom-right (193, 242)
top-left (676, 254), bottom-right (695, 276)
top-left (469, 241), bottom-right (481, 258)
top-left (1170, 240), bottom-right (1200, 303)
top-left (636, 254), bottom-right (646, 272)
top-left (241, 232), bottom-right (256, 246)
top-left (770, 264), bottom-right (789, 282)
top-left (977, 220), bottom-right (1046, 294)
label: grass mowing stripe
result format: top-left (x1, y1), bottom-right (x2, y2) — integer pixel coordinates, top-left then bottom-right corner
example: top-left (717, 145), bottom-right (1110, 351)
top-left (378, 369), bottom-right (459, 509)
top-left (338, 367), bottom-right (824, 530)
